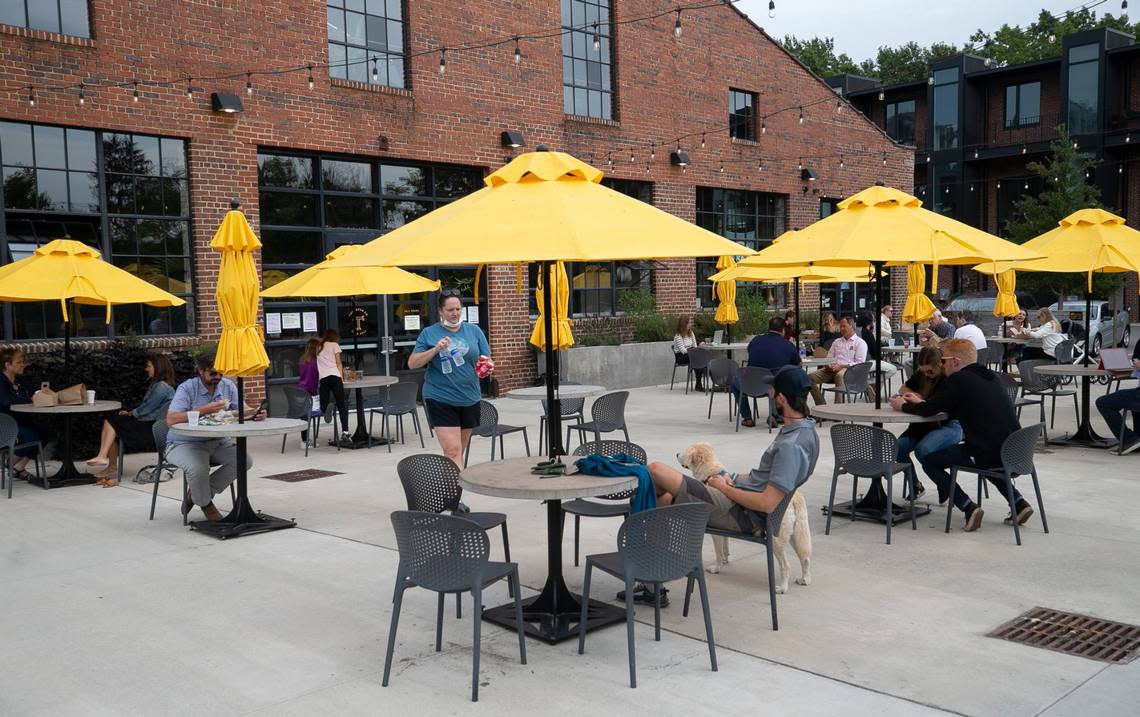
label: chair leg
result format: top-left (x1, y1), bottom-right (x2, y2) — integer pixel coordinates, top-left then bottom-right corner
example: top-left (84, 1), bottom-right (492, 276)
top-left (622, 427), bottom-right (630, 443)
top-left (577, 560), bottom-right (593, 655)
top-left (501, 522), bottom-right (514, 598)
top-left (825, 468), bottom-right (839, 535)
top-left (538, 415), bottom-right (545, 449)
top-left (510, 569), bottom-right (527, 664)
top-left (522, 428), bottom-right (530, 456)
top-left (471, 585), bottom-right (482, 702)
top-left (149, 463), bottom-right (162, 520)
top-left (456, 593), bottom-right (462, 619)
top-left (624, 575), bottom-right (638, 688)
top-left (683, 574), bottom-right (695, 617)
top-left (381, 581), bottom-right (405, 688)
top-left (435, 592), bottom-right (445, 652)
top-left (573, 515), bottom-right (581, 567)
top-left (412, 411), bottom-right (425, 449)
top-left (885, 473), bottom-right (893, 545)
top-left (908, 466), bottom-right (917, 531)
top-left (1003, 472), bottom-right (1022, 546)
top-left (463, 440), bottom-right (471, 468)
top-left (765, 532), bottom-right (778, 631)
top-left (1031, 470), bottom-right (1048, 532)
top-left (280, 434), bottom-right (286, 454)
top-left (653, 583), bottom-right (662, 642)
top-left (945, 467), bottom-right (957, 533)
top-left (696, 569), bottom-right (718, 672)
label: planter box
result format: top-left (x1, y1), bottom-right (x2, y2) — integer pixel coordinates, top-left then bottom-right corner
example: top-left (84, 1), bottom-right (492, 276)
top-left (535, 341), bottom-right (676, 389)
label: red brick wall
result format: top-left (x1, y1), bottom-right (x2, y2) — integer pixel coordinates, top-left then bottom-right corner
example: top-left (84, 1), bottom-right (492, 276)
top-left (1, 1), bottom-right (911, 390)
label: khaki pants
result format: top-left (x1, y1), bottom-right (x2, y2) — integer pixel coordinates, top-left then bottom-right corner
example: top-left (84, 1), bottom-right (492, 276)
top-left (810, 367), bottom-right (847, 405)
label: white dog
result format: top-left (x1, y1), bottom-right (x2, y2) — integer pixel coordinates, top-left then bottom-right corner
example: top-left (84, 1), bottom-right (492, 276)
top-left (677, 442), bottom-right (812, 593)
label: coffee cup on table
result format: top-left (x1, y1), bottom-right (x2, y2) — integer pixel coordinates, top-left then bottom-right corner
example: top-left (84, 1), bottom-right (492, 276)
top-left (186, 410), bottom-right (200, 426)
top-left (86, 390), bottom-right (96, 404)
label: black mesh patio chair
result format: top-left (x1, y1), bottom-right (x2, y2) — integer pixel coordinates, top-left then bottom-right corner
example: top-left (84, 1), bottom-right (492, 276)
top-left (383, 511), bottom-right (526, 703)
top-left (682, 486), bottom-right (798, 632)
top-left (670, 349), bottom-right (686, 390)
top-left (821, 361), bottom-right (873, 404)
top-left (568, 390), bottom-right (631, 445)
top-left (280, 386), bottom-right (320, 456)
top-left (735, 366), bottom-right (775, 433)
top-left (901, 360), bottom-right (914, 383)
top-left (463, 400), bottom-right (529, 467)
top-left (0, 413), bottom-right (44, 499)
top-left (1018, 359), bottom-right (1078, 429)
top-left (997, 373), bottom-right (1047, 443)
top-left (368, 382), bottom-right (426, 452)
top-left (1114, 394), bottom-right (1140, 455)
top-left (947, 424), bottom-right (1049, 546)
top-left (705, 357), bottom-right (739, 421)
top-left (396, 453), bottom-right (513, 611)
top-left (577, 502), bottom-right (717, 689)
top-left (560, 440), bottom-right (647, 566)
top-left (539, 396), bottom-right (585, 451)
top-left (825, 423), bottom-right (916, 545)
top-left (684, 347), bottom-right (713, 395)
top-left (148, 420), bottom-right (235, 524)
top-left (115, 399), bottom-right (174, 486)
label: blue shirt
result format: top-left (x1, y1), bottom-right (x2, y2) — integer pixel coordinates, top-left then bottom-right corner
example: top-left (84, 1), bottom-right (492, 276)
top-left (414, 321), bottom-right (491, 407)
top-left (166, 376), bottom-right (241, 446)
top-left (746, 332), bottom-right (801, 372)
top-left (133, 381), bottom-right (175, 422)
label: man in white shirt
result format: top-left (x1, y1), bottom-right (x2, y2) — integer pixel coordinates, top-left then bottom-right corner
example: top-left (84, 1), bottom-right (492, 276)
top-left (880, 305), bottom-right (894, 344)
top-left (809, 317), bottom-right (868, 405)
top-left (952, 310), bottom-right (987, 350)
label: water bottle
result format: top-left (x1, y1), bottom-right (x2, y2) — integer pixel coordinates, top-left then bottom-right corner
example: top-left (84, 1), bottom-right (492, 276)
top-left (450, 344), bottom-right (465, 366)
top-left (440, 351), bottom-right (452, 374)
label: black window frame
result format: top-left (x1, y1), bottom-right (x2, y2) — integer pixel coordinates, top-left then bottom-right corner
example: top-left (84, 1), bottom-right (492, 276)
top-left (728, 89), bottom-right (757, 141)
top-left (325, 0), bottom-right (407, 89)
top-left (932, 67), bottom-right (960, 151)
top-left (1067, 43), bottom-right (1099, 136)
top-left (884, 99), bottom-right (916, 144)
top-left (560, 0), bottom-right (614, 120)
top-left (0, 0), bottom-right (91, 38)
top-left (1003, 81), bottom-right (1041, 129)
top-left (694, 187), bottom-right (787, 309)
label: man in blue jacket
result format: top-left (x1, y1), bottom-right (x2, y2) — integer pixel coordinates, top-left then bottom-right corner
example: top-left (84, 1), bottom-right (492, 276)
top-left (731, 316), bottom-right (800, 427)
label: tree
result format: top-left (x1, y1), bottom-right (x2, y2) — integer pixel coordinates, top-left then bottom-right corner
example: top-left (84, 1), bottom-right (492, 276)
top-left (781, 35), bottom-right (867, 77)
top-left (967, 9), bottom-right (1136, 68)
top-left (874, 41), bottom-right (960, 85)
top-left (1004, 126), bottom-right (1122, 300)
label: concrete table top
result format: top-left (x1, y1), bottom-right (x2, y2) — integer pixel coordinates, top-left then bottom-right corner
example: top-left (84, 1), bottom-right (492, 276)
top-left (342, 375), bottom-right (398, 390)
top-left (812, 403), bottom-right (947, 424)
top-left (1033, 364), bottom-right (1112, 378)
top-left (507, 385), bottom-right (606, 400)
top-left (11, 399), bottom-right (121, 414)
top-left (170, 417), bottom-right (307, 438)
top-left (460, 455), bottom-right (637, 500)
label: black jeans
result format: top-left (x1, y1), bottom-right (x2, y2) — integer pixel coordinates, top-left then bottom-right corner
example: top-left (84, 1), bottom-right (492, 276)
top-left (1096, 387), bottom-right (1140, 444)
top-left (919, 444), bottom-right (1024, 513)
top-left (319, 375), bottom-right (350, 429)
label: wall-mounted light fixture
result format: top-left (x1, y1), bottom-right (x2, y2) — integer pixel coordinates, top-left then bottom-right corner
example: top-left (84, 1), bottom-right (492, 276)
top-left (500, 130), bottom-right (524, 148)
top-left (670, 149), bottom-right (689, 167)
top-left (210, 92), bottom-right (243, 113)
top-left (800, 167), bottom-right (817, 192)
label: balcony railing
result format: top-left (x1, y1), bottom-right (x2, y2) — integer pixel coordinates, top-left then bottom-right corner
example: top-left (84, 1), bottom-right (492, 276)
top-left (986, 113), bottom-right (1062, 149)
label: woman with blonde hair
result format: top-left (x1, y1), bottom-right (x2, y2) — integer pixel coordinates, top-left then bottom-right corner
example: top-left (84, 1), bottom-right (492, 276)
top-left (819, 311), bottom-right (841, 350)
top-left (1016, 308), bottom-right (1065, 362)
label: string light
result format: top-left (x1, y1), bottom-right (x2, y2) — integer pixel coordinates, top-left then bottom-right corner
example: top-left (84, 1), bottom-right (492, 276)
top-left (246, 72), bottom-right (253, 95)
top-left (997, 180), bottom-right (1002, 189)
top-left (768, 0), bottom-right (776, 18)
top-left (133, 81), bottom-right (140, 102)
top-left (307, 65), bottom-right (315, 89)
top-left (186, 78), bottom-right (193, 99)
top-left (758, 159), bottom-right (764, 172)
top-left (650, 144), bottom-right (655, 160)
top-left (974, 148), bottom-right (979, 159)
top-left (629, 150), bottom-right (635, 163)
top-left (798, 106), bottom-right (804, 124)
top-left (1127, 134), bottom-right (1132, 144)
top-left (835, 100), bottom-right (842, 113)
top-left (1021, 145), bottom-right (1027, 155)
top-left (371, 57), bottom-right (379, 82)
top-left (700, 133), bottom-right (706, 148)
top-left (877, 89), bottom-right (885, 101)
top-left (719, 160), bottom-right (725, 172)
top-left (673, 10), bottom-right (683, 38)
top-left (839, 155), bottom-right (845, 169)
top-left (797, 157), bottom-right (803, 170)
top-left (761, 121), bottom-right (766, 134)
top-left (882, 152), bottom-right (887, 165)
top-left (78, 83), bottom-right (85, 105)
top-left (592, 24), bottom-right (600, 51)
top-left (438, 50), bottom-right (446, 76)
top-left (513, 37), bottom-right (521, 64)
top-left (27, 86), bottom-right (34, 106)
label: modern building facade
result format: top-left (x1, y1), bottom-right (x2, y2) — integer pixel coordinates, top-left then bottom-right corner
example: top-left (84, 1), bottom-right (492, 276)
top-left (1, 1), bottom-right (911, 398)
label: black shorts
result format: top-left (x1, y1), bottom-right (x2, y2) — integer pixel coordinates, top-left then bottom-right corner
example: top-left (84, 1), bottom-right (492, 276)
top-left (424, 399), bottom-right (480, 429)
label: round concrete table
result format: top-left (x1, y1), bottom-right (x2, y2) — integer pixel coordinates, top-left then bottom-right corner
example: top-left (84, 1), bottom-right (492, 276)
top-left (341, 375), bottom-right (398, 448)
top-left (881, 345), bottom-right (922, 355)
top-left (11, 400), bottom-right (121, 488)
top-left (460, 455), bottom-right (636, 645)
top-left (704, 342), bottom-right (750, 352)
top-left (506, 385), bottom-right (606, 400)
top-left (801, 357), bottom-right (832, 368)
top-left (1033, 364), bottom-right (1114, 448)
top-left (171, 417), bottom-right (307, 539)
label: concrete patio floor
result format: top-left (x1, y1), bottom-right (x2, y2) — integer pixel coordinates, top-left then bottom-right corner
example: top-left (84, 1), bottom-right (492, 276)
top-left (2, 379), bottom-right (1138, 716)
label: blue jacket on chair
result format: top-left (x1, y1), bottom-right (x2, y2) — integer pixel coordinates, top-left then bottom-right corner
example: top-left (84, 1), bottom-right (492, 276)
top-left (573, 453), bottom-right (657, 515)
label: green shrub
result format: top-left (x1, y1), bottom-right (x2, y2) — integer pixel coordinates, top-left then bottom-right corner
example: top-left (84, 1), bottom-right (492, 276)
top-left (735, 291), bottom-right (770, 336)
top-left (692, 312), bottom-right (719, 342)
top-left (618, 289), bottom-right (677, 343)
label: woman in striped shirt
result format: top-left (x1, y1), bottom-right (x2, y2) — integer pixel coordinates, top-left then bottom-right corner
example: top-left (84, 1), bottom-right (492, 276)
top-left (673, 315), bottom-right (705, 390)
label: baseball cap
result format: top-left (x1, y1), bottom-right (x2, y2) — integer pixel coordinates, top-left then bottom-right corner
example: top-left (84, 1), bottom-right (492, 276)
top-left (772, 366), bottom-right (811, 400)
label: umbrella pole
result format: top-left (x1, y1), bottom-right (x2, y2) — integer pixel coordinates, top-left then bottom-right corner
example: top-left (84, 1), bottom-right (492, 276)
top-left (542, 261), bottom-right (562, 459)
top-left (382, 294), bottom-right (391, 375)
top-left (794, 278), bottom-right (801, 354)
top-left (1083, 290), bottom-right (1092, 366)
top-left (873, 262), bottom-right (884, 409)
top-left (351, 297), bottom-right (361, 371)
top-left (64, 301), bottom-right (71, 380)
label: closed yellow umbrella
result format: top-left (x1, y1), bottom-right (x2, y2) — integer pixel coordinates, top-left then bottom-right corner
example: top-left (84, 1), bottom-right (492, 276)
top-left (713, 255), bottom-right (738, 325)
top-left (260, 244), bottom-right (440, 298)
top-left (529, 261), bottom-right (574, 350)
top-left (210, 208), bottom-right (269, 378)
top-left (993, 270), bottom-right (1020, 318)
top-left (902, 263), bottom-right (937, 325)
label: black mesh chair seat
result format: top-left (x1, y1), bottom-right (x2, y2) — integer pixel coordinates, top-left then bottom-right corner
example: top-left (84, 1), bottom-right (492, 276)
top-left (567, 391), bottom-right (630, 445)
top-left (280, 386), bottom-right (320, 457)
top-left (561, 499), bottom-right (629, 519)
top-left (561, 440), bottom-right (645, 566)
top-left (464, 400), bottom-right (529, 467)
top-left (684, 347), bottom-right (714, 394)
top-left (462, 511), bottom-right (509, 531)
top-left (368, 382), bottom-right (426, 452)
top-left (577, 503), bottom-right (717, 689)
top-left (735, 366), bottom-right (775, 433)
top-left (705, 357), bottom-right (739, 421)
top-left (821, 361), bottom-right (873, 403)
top-left (1019, 359), bottom-right (1078, 429)
top-left (825, 423), bottom-right (916, 545)
top-left (383, 511), bottom-right (526, 702)
top-left (0, 413), bottom-right (45, 499)
top-left (539, 396), bottom-right (585, 453)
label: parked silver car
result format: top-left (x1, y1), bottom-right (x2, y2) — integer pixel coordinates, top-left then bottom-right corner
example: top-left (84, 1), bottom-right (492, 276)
top-left (1047, 299), bottom-right (1131, 356)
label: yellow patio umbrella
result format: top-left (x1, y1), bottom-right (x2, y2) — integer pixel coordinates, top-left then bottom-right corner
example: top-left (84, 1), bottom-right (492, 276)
top-left (902, 263), bottom-right (937, 325)
top-left (713, 255), bottom-right (739, 325)
top-left (260, 244), bottom-right (440, 299)
top-left (993, 269), bottom-right (1020, 318)
top-left (210, 207), bottom-right (269, 378)
top-left (529, 261), bottom-right (574, 350)
top-left (707, 263), bottom-right (877, 283)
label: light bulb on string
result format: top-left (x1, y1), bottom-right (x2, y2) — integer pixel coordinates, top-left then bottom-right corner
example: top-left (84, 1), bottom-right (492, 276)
top-left (974, 148), bottom-right (979, 159)
top-left (438, 49), bottom-right (447, 76)
top-left (673, 10), bottom-right (683, 38)
top-left (78, 83), bottom-right (85, 105)
top-left (758, 159), bottom-right (764, 172)
top-left (1119, 164), bottom-right (1124, 174)
top-left (1021, 145), bottom-right (1027, 155)
top-left (371, 57), bottom-right (379, 82)
top-left (307, 65), bottom-right (315, 89)
top-left (882, 152), bottom-right (887, 166)
top-left (835, 100), bottom-right (842, 113)
top-left (513, 37), bottom-right (521, 64)
top-left (761, 121), bottom-right (766, 134)
top-left (969, 183), bottom-right (974, 192)
top-left (1024, 181), bottom-right (1029, 190)
top-left (839, 156), bottom-right (845, 169)
top-left (797, 157), bottom-right (803, 170)
top-left (186, 78), bottom-right (193, 99)
top-left (592, 24), bottom-right (600, 51)
top-left (246, 72), bottom-right (253, 95)
top-left (997, 181), bottom-right (1001, 189)
top-left (798, 106), bottom-right (804, 124)
top-left (1128, 134), bottom-right (1133, 144)
top-left (132, 81), bottom-right (140, 102)
top-left (878, 89), bottom-right (885, 101)
top-left (629, 151), bottom-right (635, 163)
top-left (650, 144), bottom-right (655, 160)
top-left (27, 86), bottom-right (34, 106)
top-left (645, 162), bottom-right (650, 174)
top-left (700, 133), bottom-right (706, 148)
top-left (768, 0), bottom-right (776, 18)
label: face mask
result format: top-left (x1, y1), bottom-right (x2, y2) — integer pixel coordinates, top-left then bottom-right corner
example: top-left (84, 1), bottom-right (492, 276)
top-left (442, 318), bottom-right (463, 329)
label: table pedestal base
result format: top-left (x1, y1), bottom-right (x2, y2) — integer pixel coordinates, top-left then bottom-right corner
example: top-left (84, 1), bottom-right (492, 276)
top-left (26, 461), bottom-right (96, 489)
top-left (1047, 422), bottom-right (1114, 449)
top-left (822, 481), bottom-right (930, 525)
top-left (189, 496), bottom-right (296, 540)
top-left (482, 575), bottom-right (627, 645)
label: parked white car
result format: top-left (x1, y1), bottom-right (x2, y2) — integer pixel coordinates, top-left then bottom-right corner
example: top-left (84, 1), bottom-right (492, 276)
top-left (1048, 299), bottom-right (1131, 356)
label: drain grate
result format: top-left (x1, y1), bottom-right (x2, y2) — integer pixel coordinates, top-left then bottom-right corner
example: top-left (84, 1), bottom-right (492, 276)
top-left (988, 607), bottom-right (1140, 664)
top-left (262, 469), bottom-right (343, 483)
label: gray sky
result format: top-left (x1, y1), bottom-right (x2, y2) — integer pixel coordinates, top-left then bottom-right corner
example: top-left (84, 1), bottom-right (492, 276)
top-left (734, 0), bottom-right (1119, 61)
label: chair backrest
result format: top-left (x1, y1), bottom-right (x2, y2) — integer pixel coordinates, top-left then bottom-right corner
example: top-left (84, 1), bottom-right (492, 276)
top-left (840, 361), bottom-right (873, 393)
top-left (0, 413), bottom-right (18, 448)
top-left (1054, 339), bottom-right (1075, 364)
top-left (996, 373), bottom-right (1021, 405)
top-left (1001, 423), bottom-right (1044, 475)
top-left (617, 503), bottom-right (711, 583)
top-left (395, 368), bottom-right (427, 403)
top-left (572, 440), bottom-right (647, 464)
top-left (590, 391), bottom-right (629, 429)
top-left (384, 381), bottom-right (420, 413)
top-left (152, 419), bottom-right (171, 462)
top-left (396, 453), bottom-right (462, 513)
top-left (763, 487), bottom-right (798, 538)
top-left (390, 510), bottom-right (490, 593)
top-left (281, 385), bottom-right (314, 421)
top-left (737, 366), bottom-right (774, 396)
top-left (707, 357), bottom-right (738, 387)
top-left (901, 360), bottom-right (915, 382)
top-left (475, 400), bottom-right (499, 432)
top-left (975, 346), bottom-right (992, 368)
top-left (541, 396), bottom-right (585, 417)
top-left (686, 347), bottom-right (713, 371)
top-left (830, 423), bottom-right (898, 476)
top-left (1017, 359), bottom-right (1054, 392)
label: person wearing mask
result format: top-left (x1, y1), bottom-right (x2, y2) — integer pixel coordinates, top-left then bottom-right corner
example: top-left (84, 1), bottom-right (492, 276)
top-left (672, 315), bottom-right (704, 391)
top-left (1015, 308), bottom-right (1065, 362)
top-left (408, 291), bottom-right (493, 468)
top-left (920, 310), bottom-right (955, 344)
top-left (952, 310), bottom-right (987, 350)
top-left (890, 339), bottom-right (1035, 532)
top-left (0, 348), bottom-right (46, 481)
top-left (731, 316), bottom-right (801, 427)
top-left (809, 317), bottom-right (867, 405)
top-left (818, 312), bottom-right (841, 350)
top-left (84, 353), bottom-right (177, 486)
top-left (316, 329), bottom-right (352, 445)
top-left (1094, 339), bottom-right (1140, 452)
top-left (892, 346), bottom-right (962, 500)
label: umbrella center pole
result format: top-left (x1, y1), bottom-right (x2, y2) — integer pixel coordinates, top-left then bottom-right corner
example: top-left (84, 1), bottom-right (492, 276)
top-left (541, 261), bottom-right (563, 460)
top-left (794, 278), bottom-right (801, 355)
top-left (873, 261), bottom-right (885, 409)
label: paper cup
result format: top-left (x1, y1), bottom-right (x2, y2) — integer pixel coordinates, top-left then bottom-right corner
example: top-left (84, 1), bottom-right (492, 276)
top-left (86, 390), bottom-right (96, 404)
top-left (186, 410), bottom-right (200, 426)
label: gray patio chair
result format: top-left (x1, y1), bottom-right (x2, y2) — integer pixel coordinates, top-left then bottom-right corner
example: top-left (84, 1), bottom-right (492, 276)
top-left (115, 399), bottom-right (174, 485)
top-left (705, 357), bottom-right (739, 420)
top-left (560, 440), bottom-right (647, 566)
top-left (821, 361), bottom-right (873, 404)
top-left (368, 382), bottom-right (426, 452)
top-left (735, 366), bottom-right (775, 433)
top-left (947, 424), bottom-right (1048, 545)
top-left (1018, 359), bottom-right (1078, 429)
top-left (568, 390), bottom-right (631, 445)
top-left (1113, 393), bottom-right (1140, 455)
top-left (383, 511), bottom-right (526, 702)
top-left (577, 502), bottom-right (717, 688)
top-left (825, 423), bottom-right (916, 545)
top-left (149, 419), bottom-right (234, 524)
top-left (997, 373), bottom-right (1047, 443)
top-left (539, 396), bottom-right (585, 451)
top-left (0, 413), bottom-right (44, 499)
top-left (280, 386), bottom-right (320, 456)
top-left (684, 347), bottom-right (713, 394)
top-left (463, 400), bottom-right (529, 467)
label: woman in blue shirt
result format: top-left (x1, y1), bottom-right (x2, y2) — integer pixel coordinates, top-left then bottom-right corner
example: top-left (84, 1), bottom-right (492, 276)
top-left (85, 353), bottom-right (177, 485)
top-left (408, 291), bottom-right (492, 467)
top-left (0, 348), bottom-right (46, 480)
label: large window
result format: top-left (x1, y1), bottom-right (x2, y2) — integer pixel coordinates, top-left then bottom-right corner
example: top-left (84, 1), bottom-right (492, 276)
top-left (729, 89), bottom-right (757, 141)
top-left (561, 0), bottom-right (613, 119)
top-left (1067, 43), bottom-right (1099, 135)
top-left (0, 0), bottom-right (90, 37)
top-left (695, 188), bottom-right (786, 308)
top-left (932, 162), bottom-right (960, 218)
top-left (885, 100), bottom-right (916, 144)
top-left (326, 0), bottom-right (406, 88)
top-left (1004, 82), bottom-right (1041, 128)
top-left (0, 122), bottom-right (193, 340)
top-left (932, 68), bottom-right (959, 151)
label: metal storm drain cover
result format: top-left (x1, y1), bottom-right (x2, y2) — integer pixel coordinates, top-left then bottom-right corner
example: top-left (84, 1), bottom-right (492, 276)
top-left (262, 469), bottom-right (343, 483)
top-left (988, 607), bottom-right (1140, 664)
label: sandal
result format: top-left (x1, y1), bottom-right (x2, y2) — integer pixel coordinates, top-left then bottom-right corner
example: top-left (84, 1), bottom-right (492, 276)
top-left (100, 479), bottom-right (119, 488)
top-left (86, 457), bottom-right (110, 468)
top-left (12, 469), bottom-right (32, 481)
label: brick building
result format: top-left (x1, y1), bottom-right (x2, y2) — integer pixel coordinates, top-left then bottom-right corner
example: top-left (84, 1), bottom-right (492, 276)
top-left (830, 27), bottom-right (1140, 322)
top-left (0, 0), bottom-right (911, 399)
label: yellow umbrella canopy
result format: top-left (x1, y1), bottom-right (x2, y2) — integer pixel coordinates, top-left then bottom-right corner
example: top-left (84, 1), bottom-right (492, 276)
top-left (707, 262), bottom-right (877, 283)
top-left (331, 150), bottom-right (754, 267)
top-left (210, 209), bottom-right (269, 377)
top-left (260, 244), bottom-right (440, 298)
top-left (0, 238), bottom-right (184, 321)
top-left (713, 255), bottom-right (739, 325)
top-left (975, 208), bottom-right (1140, 291)
top-left (529, 261), bottom-right (574, 350)
top-left (993, 269), bottom-right (1020, 317)
top-left (902, 263), bottom-right (937, 325)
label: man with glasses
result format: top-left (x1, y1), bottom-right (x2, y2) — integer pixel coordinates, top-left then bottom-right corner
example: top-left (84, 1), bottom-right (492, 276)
top-left (889, 339), bottom-right (1034, 531)
top-left (166, 352), bottom-right (265, 521)
top-left (808, 316), bottom-right (867, 406)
